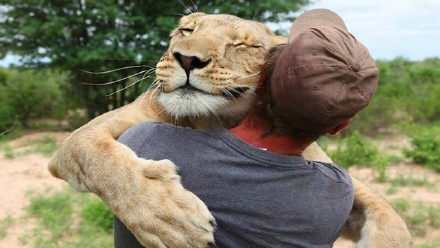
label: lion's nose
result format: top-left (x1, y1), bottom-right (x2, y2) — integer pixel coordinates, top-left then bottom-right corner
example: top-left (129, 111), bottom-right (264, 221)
top-left (173, 52), bottom-right (211, 75)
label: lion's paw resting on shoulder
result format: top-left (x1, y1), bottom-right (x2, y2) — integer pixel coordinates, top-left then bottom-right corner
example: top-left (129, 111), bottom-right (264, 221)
top-left (48, 12), bottom-right (411, 248)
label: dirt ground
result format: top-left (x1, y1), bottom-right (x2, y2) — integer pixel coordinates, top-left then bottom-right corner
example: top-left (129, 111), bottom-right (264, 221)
top-left (0, 132), bottom-right (439, 247)
top-left (0, 132), bottom-right (69, 248)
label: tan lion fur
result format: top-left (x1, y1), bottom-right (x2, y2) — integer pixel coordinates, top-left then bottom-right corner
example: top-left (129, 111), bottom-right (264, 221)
top-left (49, 12), bottom-right (412, 248)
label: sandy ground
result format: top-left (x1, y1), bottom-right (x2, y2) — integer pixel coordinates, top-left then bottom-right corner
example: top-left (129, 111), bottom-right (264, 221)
top-left (0, 132), bottom-right (439, 247)
top-left (0, 132), bottom-right (69, 248)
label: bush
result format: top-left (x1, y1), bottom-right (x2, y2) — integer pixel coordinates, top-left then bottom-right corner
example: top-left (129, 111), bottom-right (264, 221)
top-left (80, 198), bottom-right (114, 232)
top-left (331, 131), bottom-right (380, 166)
top-left (25, 189), bottom-right (73, 247)
top-left (0, 69), bottom-right (16, 132)
top-left (348, 58), bottom-right (440, 134)
top-left (405, 125), bottom-right (440, 171)
top-left (66, 109), bottom-right (89, 130)
top-left (391, 199), bottom-right (440, 238)
top-left (0, 69), bottom-right (71, 128)
top-left (1, 134), bottom-right (58, 158)
top-left (330, 131), bottom-right (389, 181)
top-left (0, 104), bottom-right (15, 133)
top-left (22, 188), bottom-right (113, 247)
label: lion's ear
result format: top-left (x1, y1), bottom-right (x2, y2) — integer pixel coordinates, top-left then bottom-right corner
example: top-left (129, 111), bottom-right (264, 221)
top-left (189, 12), bottom-right (207, 17)
top-left (179, 12), bottom-right (207, 25)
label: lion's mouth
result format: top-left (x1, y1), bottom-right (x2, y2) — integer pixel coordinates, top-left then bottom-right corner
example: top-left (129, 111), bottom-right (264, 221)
top-left (174, 84), bottom-right (249, 98)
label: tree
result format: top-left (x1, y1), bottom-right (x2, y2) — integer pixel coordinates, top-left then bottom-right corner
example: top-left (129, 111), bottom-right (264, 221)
top-left (0, 0), bottom-right (309, 118)
top-left (0, 68), bottom-right (16, 131)
top-left (0, 69), bottom-right (71, 128)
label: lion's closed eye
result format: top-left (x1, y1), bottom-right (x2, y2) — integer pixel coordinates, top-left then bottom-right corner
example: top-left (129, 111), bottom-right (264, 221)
top-left (179, 28), bottom-right (193, 36)
top-left (232, 40), bottom-right (262, 48)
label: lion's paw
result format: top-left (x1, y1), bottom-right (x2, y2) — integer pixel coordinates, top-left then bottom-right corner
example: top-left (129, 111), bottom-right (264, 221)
top-left (113, 159), bottom-right (216, 248)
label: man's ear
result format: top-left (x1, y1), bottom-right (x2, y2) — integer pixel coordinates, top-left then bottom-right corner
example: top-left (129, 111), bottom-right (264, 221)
top-left (328, 119), bottom-right (352, 135)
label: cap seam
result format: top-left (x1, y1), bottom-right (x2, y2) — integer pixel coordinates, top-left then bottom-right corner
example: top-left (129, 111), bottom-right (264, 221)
top-left (272, 64), bottom-right (349, 81)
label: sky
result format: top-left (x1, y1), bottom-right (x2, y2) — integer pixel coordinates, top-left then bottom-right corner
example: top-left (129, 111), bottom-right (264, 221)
top-left (1, 0), bottom-right (439, 66)
top-left (299, 0), bottom-right (440, 60)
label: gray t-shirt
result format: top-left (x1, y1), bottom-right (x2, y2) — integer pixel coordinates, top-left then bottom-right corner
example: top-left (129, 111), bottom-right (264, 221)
top-left (114, 122), bottom-right (353, 248)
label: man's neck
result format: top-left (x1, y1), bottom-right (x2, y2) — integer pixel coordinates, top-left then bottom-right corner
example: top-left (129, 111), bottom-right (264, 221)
top-left (229, 111), bottom-right (305, 156)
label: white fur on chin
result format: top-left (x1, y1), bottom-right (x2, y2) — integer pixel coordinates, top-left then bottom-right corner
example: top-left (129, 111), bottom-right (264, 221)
top-left (158, 91), bottom-right (228, 118)
top-left (158, 90), bottom-right (256, 120)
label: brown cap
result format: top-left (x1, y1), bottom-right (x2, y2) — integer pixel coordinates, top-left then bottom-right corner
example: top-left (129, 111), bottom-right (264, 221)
top-left (270, 9), bottom-right (378, 134)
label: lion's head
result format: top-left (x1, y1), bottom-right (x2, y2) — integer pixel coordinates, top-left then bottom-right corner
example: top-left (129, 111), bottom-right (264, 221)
top-left (155, 12), bottom-right (287, 128)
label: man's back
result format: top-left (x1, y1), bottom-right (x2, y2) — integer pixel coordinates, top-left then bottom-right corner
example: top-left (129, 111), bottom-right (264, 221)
top-left (115, 122), bottom-right (353, 248)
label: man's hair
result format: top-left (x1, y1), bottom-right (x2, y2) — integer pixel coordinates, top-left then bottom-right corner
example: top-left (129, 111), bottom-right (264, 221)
top-left (254, 44), bottom-right (325, 143)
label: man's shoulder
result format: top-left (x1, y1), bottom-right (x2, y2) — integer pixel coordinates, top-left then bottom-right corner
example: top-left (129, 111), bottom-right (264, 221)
top-left (120, 122), bottom-right (190, 139)
top-left (309, 161), bottom-right (352, 185)
top-left (125, 121), bottom-right (176, 133)
top-left (118, 122), bottom-right (221, 148)
top-left (118, 122), bottom-right (185, 146)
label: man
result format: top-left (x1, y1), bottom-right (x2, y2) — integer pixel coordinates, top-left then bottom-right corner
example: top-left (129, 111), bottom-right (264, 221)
top-left (114, 9), bottom-right (378, 247)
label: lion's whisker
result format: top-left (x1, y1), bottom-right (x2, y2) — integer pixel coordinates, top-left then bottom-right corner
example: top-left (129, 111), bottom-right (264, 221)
top-left (178, 0), bottom-right (196, 14)
top-left (208, 107), bottom-right (223, 124)
top-left (137, 68), bottom-right (157, 88)
top-left (145, 76), bottom-right (161, 93)
top-left (187, 0), bottom-right (198, 12)
top-left (146, 80), bottom-right (161, 111)
top-left (136, 80), bottom-right (160, 113)
top-left (83, 70), bottom-right (149, 86)
top-left (231, 71), bottom-right (261, 81)
top-left (137, 91), bottom-right (150, 110)
top-left (79, 65), bottom-right (153, 75)
top-left (106, 74), bottom-right (155, 97)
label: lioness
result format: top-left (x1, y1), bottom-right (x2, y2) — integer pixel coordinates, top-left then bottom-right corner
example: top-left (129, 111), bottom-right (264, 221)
top-left (48, 12), bottom-right (411, 248)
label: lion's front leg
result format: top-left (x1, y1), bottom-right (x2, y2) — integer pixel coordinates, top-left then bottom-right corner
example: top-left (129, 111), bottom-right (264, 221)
top-left (50, 124), bottom-right (217, 247)
top-left (48, 93), bottom-right (156, 191)
top-left (48, 92), bottom-right (216, 247)
top-left (303, 143), bottom-right (411, 247)
top-left (52, 132), bottom-right (217, 247)
top-left (342, 178), bottom-right (412, 248)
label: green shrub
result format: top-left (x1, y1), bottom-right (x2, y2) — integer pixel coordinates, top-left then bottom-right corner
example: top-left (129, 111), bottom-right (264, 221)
top-left (0, 106), bottom-right (15, 133)
top-left (419, 242), bottom-right (440, 248)
top-left (25, 189), bottom-right (73, 247)
top-left (1, 134), bottom-right (58, 158)
top-left (80, 198), bottom-right (114, 232)
top-left (391, 200), bottom-right (440, 238)
top-left (392, 198), bottom-right (410, 213)
top-left (0, 70), bottom-right (16, 132)
top-left (389, 175), bottom-right (433, 188)
top-left (402, 59), bottom-right (440, 123)
top-left (22, 188), bottom-right (113, 248)
top-left (2, 144), bottom-right (15, 159)
top-left (407, 83), bottom-right (440, 123)
top-left (348, 58), bottom-right (440, 134)
top-left (21, 134), bottom-right (58, 156)
top-left (66, 109), bottom-right (89, 130)
top-left (330, 131), bottom-right (389, 181)
top-left (405, 125), bottom-right (440, 171)
top-left (0, 215), bottom-right (13, 240)
top-left (0, 69), bottom-right (71, 128)
top-left (331, 131), bottom-right (376, 166)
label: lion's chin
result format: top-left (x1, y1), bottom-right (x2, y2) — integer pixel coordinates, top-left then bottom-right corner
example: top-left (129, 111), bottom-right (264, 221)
top-left (158, 91), bottom-right (229, 118)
